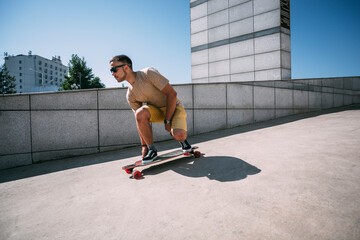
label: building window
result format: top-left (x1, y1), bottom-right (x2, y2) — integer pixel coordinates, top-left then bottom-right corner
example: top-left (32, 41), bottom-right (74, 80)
top-left (45, 63), bottom-right (48, 67)
top-left (19, 67), bottom-right (22, 70)
top-left (39, 61), bottom-right (42, 65)
top-left (20, 79), bottom-right (22, 83)
top-left (19, 60), bottom-right (22, 64)
top-left (19, 73), bottom-right (22, 76)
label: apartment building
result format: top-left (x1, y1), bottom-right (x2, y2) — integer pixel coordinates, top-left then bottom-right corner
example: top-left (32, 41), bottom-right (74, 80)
top-left (4, 52), bottom-right (68, 93)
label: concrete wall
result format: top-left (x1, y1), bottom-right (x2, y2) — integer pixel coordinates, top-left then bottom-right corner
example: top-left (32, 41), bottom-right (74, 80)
top-left (1, 77), bottom-right (359, 169)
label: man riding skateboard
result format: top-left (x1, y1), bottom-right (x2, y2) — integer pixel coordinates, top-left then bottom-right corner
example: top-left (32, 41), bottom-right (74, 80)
top-left (110, 55), bottom-right (192, 164)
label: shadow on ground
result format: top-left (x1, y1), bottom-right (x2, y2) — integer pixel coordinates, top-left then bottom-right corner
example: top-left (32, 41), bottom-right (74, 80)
top-left (142, 155), bottom-right (261, 182)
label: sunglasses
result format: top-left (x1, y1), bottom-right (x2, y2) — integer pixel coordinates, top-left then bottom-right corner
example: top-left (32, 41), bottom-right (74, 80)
top-left (110, 64), bottom-right (127, 73)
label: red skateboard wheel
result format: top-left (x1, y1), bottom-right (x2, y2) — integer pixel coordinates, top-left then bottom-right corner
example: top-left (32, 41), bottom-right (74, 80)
top-left (125, 168), bottom-right (133, 174)
top-left (133, 171), bottom-right (142, 179)
top-left (194, 151), bottom-right (201, 158)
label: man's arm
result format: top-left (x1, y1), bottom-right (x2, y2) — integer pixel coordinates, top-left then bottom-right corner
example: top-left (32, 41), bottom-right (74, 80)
top-left (161, 83), bottom-right (178, 132)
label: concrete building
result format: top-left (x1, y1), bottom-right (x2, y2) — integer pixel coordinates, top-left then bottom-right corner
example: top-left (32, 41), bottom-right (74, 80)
top-left (190, 0), bottom-right (291, 83)
top-left (4, 52), bottom-right (68, 93)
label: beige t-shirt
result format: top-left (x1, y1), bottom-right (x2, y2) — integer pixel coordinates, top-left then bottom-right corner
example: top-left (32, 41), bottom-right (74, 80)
top-left (126, 67), bottom-right (181, 111)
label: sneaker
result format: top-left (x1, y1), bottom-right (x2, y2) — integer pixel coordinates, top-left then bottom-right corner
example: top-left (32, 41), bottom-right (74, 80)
top-left (180, 140), bottom-right (192, 153)
top-left (142, 149), bottom-right (158, 164)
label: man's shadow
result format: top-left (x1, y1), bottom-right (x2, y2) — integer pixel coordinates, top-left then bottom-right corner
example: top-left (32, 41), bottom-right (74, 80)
top-left (142, 155), bottom-right (261, 182)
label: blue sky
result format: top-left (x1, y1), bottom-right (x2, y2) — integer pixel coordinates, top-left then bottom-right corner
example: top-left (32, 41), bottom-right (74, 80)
top-left (0, 0), bottom-right (359, 88)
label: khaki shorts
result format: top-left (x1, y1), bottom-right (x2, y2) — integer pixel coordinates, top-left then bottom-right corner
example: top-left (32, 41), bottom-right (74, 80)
top-left (143, 104), bottom-right (187, 131)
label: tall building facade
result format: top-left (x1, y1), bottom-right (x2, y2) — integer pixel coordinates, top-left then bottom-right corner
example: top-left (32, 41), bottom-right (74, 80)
top-left (4, 52), bottom-right (68, 93)
top-left (190, 0), bottom-right (291, 83)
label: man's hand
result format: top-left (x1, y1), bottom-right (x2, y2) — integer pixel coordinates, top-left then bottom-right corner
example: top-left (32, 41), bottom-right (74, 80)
top-left (164, 123), bottom-right (171, 132)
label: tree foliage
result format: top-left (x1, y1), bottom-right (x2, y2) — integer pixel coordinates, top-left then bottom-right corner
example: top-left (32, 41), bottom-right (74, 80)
top-left (0, 64), bottom-right (17, 94)
top-left (62, 54), bottom-right (105, 90)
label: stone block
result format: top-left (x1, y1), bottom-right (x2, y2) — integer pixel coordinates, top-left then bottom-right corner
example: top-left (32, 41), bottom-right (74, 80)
top-left (255, 33), bottom-right (280, 54)
top-left (275, 88), bottom-right (293, 108)
top-left (99, 110), bottom-right (138, 147)
top-left (0, 111), bottom-right (31, 155)
top-left (192, 49), bottom-right (209, 65)
top-left (231, 56), bottom-right (254, 74)
top-left (173, 85), bottom-right (193, 109)
top-left (255, 69), bottom-right (281, 81)
top-left (276, 109), bottom-right (294, 118)
top-left (229, 0), bottom-right (250, 7)
top-left (191, 30), bottom-right (208, 47)
top-left (31, 91), bottom-right (97, 110)
top-left (209, 45), bottom-right (229, 62)
top-left (294, 90), bottom-right (308, 109)
top-left (254, 9), bottom-right (280, 32)
top-left (230, 17), bottom-right (253, 38)
top-left (0, 154), bottom-right (32, 170)
top-left (227, 84), bottom-right (253, 108)
top-left (31, 110), bottom-right (98, 152)
top-left (231, 72), bottom-right (255, 82)
top-left (281, 51), bottom-right (291, 69)
top-left (194, 109), bottom-right (226, 134)
top-left (334, 94), bottom-right (344, 107)
top-left (309, 92), bottom-right (322, 109)
top-left (254, 86), bottom-right (275, 108)
top-left (255, 51), bottom-right (281, 70)
top-left (229, 1), bottom-right (253, 22)
top-left (208, 9), bottom-right (228, 28)
top-left (230, 39), bottom-right (254, 58)
top-left (192, 63), bottom-right (209, 79)
top-left (194, 84), bottom-right (226, 108)
top-left (227, 109), bottom-right (254, 128)
top-left (322, 93), bottom-right (334, 109)
top-left (32, 148), bottom-right (99, 163)
top-left (209, 60), bottom-right (230, 77)
top-left (98, 88), bottom-right (129, 109)
top-left (281, 33), bottom-right (291, 51)
top-left (209, 25), bottom-right (229, 43)
top-left (0, 95), bottom-right (29, 110)
top-left (191, 16), bottom-right (208, 34)
top-left (254, 109), bottom-right (275, 122)
top-left (281, 69), bottom-right (291, 80)
top-left (209, 75), bottom-right (230, 83)
top-left (191, 2), bottom-right (207, 20)
top-left (254, 0), bottom-right (280, 15)
top-left (208, 0), bottom-right (228, 14)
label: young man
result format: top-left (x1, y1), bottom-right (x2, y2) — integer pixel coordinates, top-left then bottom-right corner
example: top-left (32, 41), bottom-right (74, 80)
top-left (110, 55), bottom-right (192, 164)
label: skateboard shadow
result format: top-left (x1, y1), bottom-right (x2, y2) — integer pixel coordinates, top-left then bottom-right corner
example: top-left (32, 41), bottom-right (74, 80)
top-left (142, 155), bottom-right (261, 182)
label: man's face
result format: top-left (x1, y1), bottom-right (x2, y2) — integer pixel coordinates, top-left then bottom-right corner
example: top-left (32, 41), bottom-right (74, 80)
top-left (110, 61), bottom-right (127, 83)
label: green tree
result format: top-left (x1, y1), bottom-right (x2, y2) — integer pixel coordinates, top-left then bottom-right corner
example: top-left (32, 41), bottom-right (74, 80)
top-left (62, 54), bottom-right (105, 90)
top-left (0, 64), bottom-right (17, 94)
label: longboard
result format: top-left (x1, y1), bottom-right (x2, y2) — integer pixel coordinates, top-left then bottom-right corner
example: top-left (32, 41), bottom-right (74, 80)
top-left (122, 146), bottom-right (201, 179)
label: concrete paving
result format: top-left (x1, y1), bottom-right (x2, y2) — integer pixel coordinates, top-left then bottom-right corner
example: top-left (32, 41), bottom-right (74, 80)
top-left (1, 105), bottom-right (360, 240)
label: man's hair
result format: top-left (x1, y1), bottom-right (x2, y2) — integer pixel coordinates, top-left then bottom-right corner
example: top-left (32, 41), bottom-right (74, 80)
top-left (110, 55), bottom-right (133, 70)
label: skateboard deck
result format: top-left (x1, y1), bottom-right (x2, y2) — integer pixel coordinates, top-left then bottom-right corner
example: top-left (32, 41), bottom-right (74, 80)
top-left (122, 146), bottom-right (201, 179)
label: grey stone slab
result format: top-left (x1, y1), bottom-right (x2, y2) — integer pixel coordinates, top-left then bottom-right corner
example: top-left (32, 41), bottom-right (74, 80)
top-left (334, 94), bottom-right (344, 107)
top-left (254, 0), bottom-right (280, 15)
top-left (294, 90), bottom-right (308, 109)
top-left (98, 88), bottom-right (129, 109)
top-left (275, 88), bottom-right (293, 109)
top-left (174, 85), bottom-right (194, 109)
top-left (344, 95), bottom-right (353, 105)
top-left (254, 86), bottom-right (275, 108)
top-left (276, 109), bottom-right (294, 118)
top-left (31, 91), bottom-right (98, 110)
top-left (0, 153), bottom-right (32, 170)
top-left (254, 109), bottom-right (275, 122)
top-left (31, 110), bottom-right (98, 152)
top-left (99, 110), bottom-right (138, 147)
top-left (194, 109), bottom-right (226, 134)
top-left (0, 95), bottom-right (29, 110)
top-left (322, 93), bottom-right (334, 109)
top-left (227, 84), bottom-right (253, 108)
top-left (0, 111), bottom-right (31, 155)
top-left (227, 109), bottom-right (254, 128)
top-left (194, 84), bottom-right (226, 108)
top-left (32, 148), bottom-right (99, 163)
top-left (309, 92), bottom-right (322, 109)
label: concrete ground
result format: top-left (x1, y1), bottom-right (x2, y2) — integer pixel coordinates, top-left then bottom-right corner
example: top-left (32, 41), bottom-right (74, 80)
top-left (1, 105), bottom-right (360, 240)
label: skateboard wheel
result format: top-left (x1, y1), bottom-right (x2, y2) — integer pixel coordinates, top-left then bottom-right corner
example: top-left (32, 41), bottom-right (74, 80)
top-left (125, 168), bottom-right (133, 174)
top-left (133, 171), bottom-right (142, 179)
top-left (194, 151), bottom-right (201, 158)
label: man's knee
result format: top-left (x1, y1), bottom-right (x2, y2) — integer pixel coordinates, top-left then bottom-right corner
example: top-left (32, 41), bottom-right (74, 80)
top-left (135, 107), bottom-right (150, 123)
top-left (172, 129), bottom-right (187, 142)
